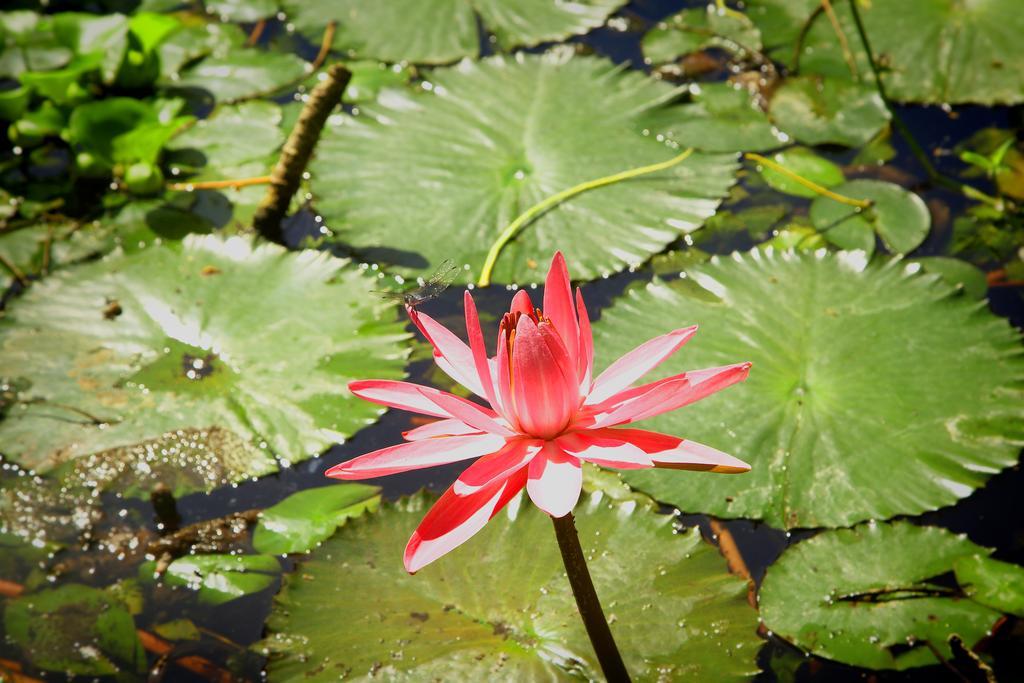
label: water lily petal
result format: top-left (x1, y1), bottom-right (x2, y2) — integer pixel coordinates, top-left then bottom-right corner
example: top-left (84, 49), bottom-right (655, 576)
top-left (453, 438), bottom-right (540, 495)
top-left (651, 438), bottom-right (750, 474)
top-left (590, 362), bottom-right (752, 425)
top-left (464, 291), bottom-right (501, 413)
top-left (543, 251), bottom-right (579, 372)
top-left (512, 315), bottom-right (576, 439)
top-left (404, 469), bottom-right (527, 573)
top-left (526, 444), bottom-right (582, 517)
top-left (586, 325), bottom-right (698, 405)
top-left (585, 376), bottom-right (691, 429)
top-left (418, 387), bottom-right (516, 437)
top-left (576, 287), bottom-right (594, 390)
top-left (556, 429), bottom-right (654, 469)
top-left (325, 432), bottom-right (505, 480)
top-left (510, 289), bottom-right (534, 315)
top-left (403, 418), bottom-right (482, 440)
top-left (408, 307), bottom-right (485, 397)
top-left (349, 379), bottom-right (452, 418)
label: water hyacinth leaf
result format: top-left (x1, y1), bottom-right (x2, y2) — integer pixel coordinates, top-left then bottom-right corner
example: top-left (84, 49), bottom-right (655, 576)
top-left (3, 583), bottom-right (145, 676)
top-left (0, 11), bottom-right (73, 78)
top-left (747, 0), bottom-right (1024, 105)
top-left (597, 250), bottom-right (1024, 529)
top-left (910, 257), bottom-right (989, 300)
top-left (0, 235), bottom-right (410, 494)
top-left (175, 48), bottom-right (308, 102)
top-left (281, 0), bottom-right (625, 64)
top-left (143, 554), bottom-right (281, 605)
top-left (158, 21), bottom-right (245, 79)
top-left (810, 180), bottom-right (930, 255)
top-left (311, 53), bottom-right (737, 283)
top-left (769, 76), bottom-right (889, 148)
top-left (954, 554), bottom-right (1024, 617)
top-left (263, 491), bottom-right (761, 681)
top-left (642, 6), bottom-right (762, 65)
top-left (253, 484), bottom-right (382, 555)
top-left (756, 147), bottom-right (844, 199)
top-left (760, 522), bottom-right (1003, 670)
top-left (641, 82), bottom-right (787, 153)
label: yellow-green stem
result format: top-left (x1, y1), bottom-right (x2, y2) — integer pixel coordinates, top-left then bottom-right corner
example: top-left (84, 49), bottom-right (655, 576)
top-left (744, 152), bottom-right (873, 208)
top-left (477, 148), bottom-right (695, 287)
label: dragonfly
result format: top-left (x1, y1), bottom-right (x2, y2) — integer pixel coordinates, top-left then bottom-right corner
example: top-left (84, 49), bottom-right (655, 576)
top-left (378, 259), bottom-right (459, 308)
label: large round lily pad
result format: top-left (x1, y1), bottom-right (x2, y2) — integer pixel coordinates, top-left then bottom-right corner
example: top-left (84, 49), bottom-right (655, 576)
top-left (311, 52), bottom-right (737, 283)
top-left (262, 491), bottom-right (761, 681)
top-left (0, 235), bottom-right (410, 494)
top-left (281, 0), bottom-right (625, 64)
top-left (747, 0), bottom-right (1024, 105)
top-left (760, 522), bottom-right (1006, 670)
top-left (595, 250), bottom-right (1024, 529)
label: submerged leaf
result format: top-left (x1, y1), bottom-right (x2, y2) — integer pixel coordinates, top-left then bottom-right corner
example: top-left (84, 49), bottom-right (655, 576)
top-left (142, 554), bottom-right (281, 605)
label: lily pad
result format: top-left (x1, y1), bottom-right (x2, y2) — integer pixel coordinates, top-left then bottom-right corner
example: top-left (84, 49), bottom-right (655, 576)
top-left (142, 554), bottom-right (281, 605)
top-left (747, 0), bottom-right (1024, 105)
top-left (263, 491), bottom-right (761, 681)
top-left (810, 179), bottom-right (930, 255)
top-left (205, 0), bottom-right (277, 22)
top-left (759, 522), bottom-right (1004, 670)
top-left (175, 48), bottom-right (308, 102)
top-left (641, 82), bottom-right (787, 153)
top-left (954, 554), bottom-right (1024, 618)
top-left (281, 0), bottom-right (626, 64)
top-left (3, 583), bottom-right (145, 676)
top-left (253, 483), bottom-right (382, 555)
top-left (311, 52), bottom-right (737, 283)
top-left (0, 235), bottom-right (410, 494)
top-left (755, 146), bottom-right (844, 199)
top-left (642, 6), bottom-right (762, 65)
top-left (596, 250), bottom-right (1024, 529)
top-left (910, 257), bottom-right (988, 300)
top-left (769, 76), bottom-right (889, 147)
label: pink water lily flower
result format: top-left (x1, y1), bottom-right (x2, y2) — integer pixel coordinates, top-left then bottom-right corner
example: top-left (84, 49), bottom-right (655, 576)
top-left (327, 253), bottom-right (751, 572)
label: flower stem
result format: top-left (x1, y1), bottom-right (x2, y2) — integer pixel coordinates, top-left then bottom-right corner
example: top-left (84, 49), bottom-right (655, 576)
top-left (551, 512), bottom-right (631, 682)
top-left (744, 152), bottom-right (872, 208)
top-left (477, 148), bottom-right (695, 287)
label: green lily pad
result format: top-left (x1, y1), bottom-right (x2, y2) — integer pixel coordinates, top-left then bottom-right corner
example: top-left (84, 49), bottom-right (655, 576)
top-left (642, 6), bottom-right (762, 64)
top-left (311, 52), bottom-right (737, 283)
top-left (755, 146), bottom-right (844, 199)
top-left (66, 97), bottom-right (193, 166)
top-left (910, 257), bottom-right (988, 300)
top-left (281, 0), bottom-right (625, 64)
top-left (175, 48), bottom-right (308, 102)
top-left (0, 11), bottom-right (73, 78)
top-left (0, 234), bottom-right (410, 494)
top-left (747, 0), bottom-right (1024, 105)
top-left (3, 583), bottom-right (145, 676)
top-left (152, 618), bottom-right (201, 641)
top-left (641, 82), bottom-right (787, 153)
top-left (760, 522), bottom-right (1003, 670)
top-left (596, 250), bottom-right (1024, 529)
top-left (954, 554), bottom-right (1024, 618)
top-left (344, 61), bottom-right (413, 103)
top-left (142, 554), bottom-right (281, 605)
top-left (769, 76), bottom-right (889, 147)
top-left (205, 0), bottom-right (277, 22)
top-left (158, 21), bottom-right (245, 79)
top-left (263, 491), bottom-right (761, 681)
top-left (810, 179), bottom-right (930, 255)
top-left (253, 484), bottom-right (382, 555)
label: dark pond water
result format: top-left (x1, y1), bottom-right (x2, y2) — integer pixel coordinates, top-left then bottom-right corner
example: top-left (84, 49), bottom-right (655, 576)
top-left (2, 0), bottom-right (1023, 681)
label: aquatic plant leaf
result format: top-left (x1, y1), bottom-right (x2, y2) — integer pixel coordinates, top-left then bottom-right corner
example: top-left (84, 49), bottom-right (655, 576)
top-left (643, 6), bottom-right (762, 64)
top-left (596, 250), bottom-right (1024, 528)
top-left (760, 522), bottom-right (1004, 669)
top-left (311, 52), bottom-right (737, 283)
top-left (175, 48), bottom-right (307, 102)
top-left (755, 146), bottom-right (844, 199)
top-left (954, 554), bottom-right (1024, 618)
top-left (253, 484), bottom-right (382, 555)
top-left (810, 179), bottom-right (930, 255)
top-left (263, 491), bottom-right (761, 681)
top-left (142, 554), bottom-right (281, 605)
top-left (343, 61), bottom-right (413, 103)
top-left (0, 11), bottom-right (72, 78)
top-left (640, 82), bottom-right (787, 153)
top-left (747, 0), bottom-right (1024, 105)
top-left (3, 583), bottom-right (145, 675)
top-left (281, 0), bottom-right (625, 64)
top-left (910, 257), bottom-right (988, 300)
top-left (0, 235), bottom-right (410, 494)
top-left (768, 76), bottom-right (889, 147)
top-left (205, 0), bottom-right (277, 22)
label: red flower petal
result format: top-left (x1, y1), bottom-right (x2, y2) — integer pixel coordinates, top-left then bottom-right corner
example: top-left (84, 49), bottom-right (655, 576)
top-left (586, 326), bottom-right (698, 405)
top-left (324, 432), bottom-right (505, 480)
top-left (526, 443), bottom-right (582, 517)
